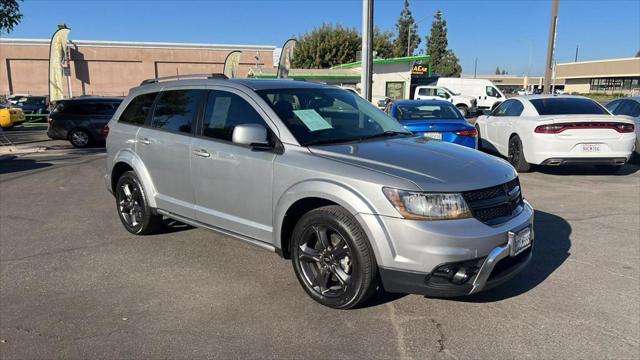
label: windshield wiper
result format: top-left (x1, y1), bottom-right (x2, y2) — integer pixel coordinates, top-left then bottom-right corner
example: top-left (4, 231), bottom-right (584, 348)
top-left (356, 131), bottom-right (412, 141)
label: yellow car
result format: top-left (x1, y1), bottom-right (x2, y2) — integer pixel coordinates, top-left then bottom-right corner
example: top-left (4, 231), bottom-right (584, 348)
top-left (0, 103), bottom-right (26, 129)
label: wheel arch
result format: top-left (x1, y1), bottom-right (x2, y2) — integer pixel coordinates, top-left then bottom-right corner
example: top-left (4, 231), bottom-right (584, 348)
top-left (110, 149), bottom-right (158, 208)
top-left (274, 180), bottom-right (379, 260)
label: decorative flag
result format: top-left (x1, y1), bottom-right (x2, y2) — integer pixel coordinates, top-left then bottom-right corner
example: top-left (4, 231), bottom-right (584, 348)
top-left (277, 39), bottom-right (297, 79)
top-left (223, 51), bottom-right (242, 78)
top-left (48, 26), bottom-right (71, 102)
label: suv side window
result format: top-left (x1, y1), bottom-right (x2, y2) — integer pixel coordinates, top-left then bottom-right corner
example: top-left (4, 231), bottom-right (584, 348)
top-left (491, 100), bottom-right (512, 117)
top-left (505, 100), bottom-right (524, 116)
top-left (201, 90), bottom-right (267, 142)
top-left (119, 92), bottom-right (157, 125)
top-left (151, 90), bottom-right (205, 134)
top-left (418, 88), bottom-right (428, 96)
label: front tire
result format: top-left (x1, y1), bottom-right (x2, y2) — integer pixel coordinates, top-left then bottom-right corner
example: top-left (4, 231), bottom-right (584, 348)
top-left (475, 125), bottom-right (484, 151)
top-left (291, 205), bottom-right (377, 309)
top-left (508, 135), bottom-right (531, 172)
top-left (457, 105), bottom-right (468, 118)
top-left (115, 171), bottom-right (163, 235)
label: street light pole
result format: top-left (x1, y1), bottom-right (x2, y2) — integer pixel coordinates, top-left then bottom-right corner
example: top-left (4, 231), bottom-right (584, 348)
top-left (361, 0), bottom-right (374, 101)
top-left (474, 58), bottom-right (478, 78)
top-left (543, 0), bottom-right (559, 94)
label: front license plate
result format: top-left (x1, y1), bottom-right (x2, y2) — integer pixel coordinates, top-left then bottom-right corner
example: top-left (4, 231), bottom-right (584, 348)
top-left (581, 144), bottom-right (601, 152)
top-left (509, 226), bottom-right (532, 257)
top-left (423, 132), bottom-right (442, 140)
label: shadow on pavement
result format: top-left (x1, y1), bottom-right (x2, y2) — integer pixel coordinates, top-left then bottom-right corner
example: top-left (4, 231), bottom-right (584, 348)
top-left (454, 210), bottom-right (571, 303)
top-left (534, 163), bottom-right (639, 176)
top-left (0, 155), bottom-right (53, 174)
top-left (357, 287), bottom-right (407, 309)
top-left (156, 218), bottom-right (195, 234)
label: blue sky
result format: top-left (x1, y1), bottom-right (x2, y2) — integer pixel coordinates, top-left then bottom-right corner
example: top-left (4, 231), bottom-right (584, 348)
top-left (6, 0), bottom-right (640, 75)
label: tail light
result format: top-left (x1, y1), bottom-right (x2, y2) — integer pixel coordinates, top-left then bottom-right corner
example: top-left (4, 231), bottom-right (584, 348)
top-left (535, 122), bottom-right (635, 134)
top-left (455, 129), bottom-right (478, 137)
top-left (103, 125), bottom-right (110, 140)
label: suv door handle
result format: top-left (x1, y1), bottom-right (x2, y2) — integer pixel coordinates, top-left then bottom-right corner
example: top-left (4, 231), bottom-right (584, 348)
top-left (138, 137), bottom-right (151, 145)
top-left (192, 149), bottom-right (210, 158)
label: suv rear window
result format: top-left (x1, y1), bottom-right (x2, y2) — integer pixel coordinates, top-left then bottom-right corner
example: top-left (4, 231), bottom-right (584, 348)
top-left (53, 101), bottom-right (120, 115)
top-left (119, 93), bottom-right (158, 125)
top-left (530, 97), bottom-right (608, 115)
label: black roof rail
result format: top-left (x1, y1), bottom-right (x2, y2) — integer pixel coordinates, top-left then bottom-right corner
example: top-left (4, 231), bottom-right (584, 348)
top-left (139, 73), bottom-right (228, 86)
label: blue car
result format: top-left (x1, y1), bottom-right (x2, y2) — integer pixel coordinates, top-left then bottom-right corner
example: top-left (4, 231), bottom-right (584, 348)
top-left (388, 100), bottom-right (477, 149)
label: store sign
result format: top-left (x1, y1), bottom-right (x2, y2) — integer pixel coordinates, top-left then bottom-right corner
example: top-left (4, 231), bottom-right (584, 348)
top-left (411, 64), bottom-right (429, 76)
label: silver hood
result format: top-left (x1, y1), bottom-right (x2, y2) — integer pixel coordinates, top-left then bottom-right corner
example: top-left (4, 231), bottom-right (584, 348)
top-left (309, 137), bottom-right (517, 192)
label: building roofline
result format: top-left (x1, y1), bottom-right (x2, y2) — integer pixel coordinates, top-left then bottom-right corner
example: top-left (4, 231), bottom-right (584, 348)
top-left (557, 57), bottom-right (640, 66)
top-left (0, 38), bottom-right (276, 51)
top-left (331, 55), bottom-right (430, 69)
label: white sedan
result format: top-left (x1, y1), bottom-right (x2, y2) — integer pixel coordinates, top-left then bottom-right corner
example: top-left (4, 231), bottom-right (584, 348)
top-left (475, 95), bottom-right (636, 172)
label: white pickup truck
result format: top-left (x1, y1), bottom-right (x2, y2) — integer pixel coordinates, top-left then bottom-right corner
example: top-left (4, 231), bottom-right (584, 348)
top-left (413, 85), bottom-right (477, 117)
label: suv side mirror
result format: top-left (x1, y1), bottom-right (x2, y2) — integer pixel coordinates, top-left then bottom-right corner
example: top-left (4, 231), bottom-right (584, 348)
top-left (232, 123), bottom-right (270, 149)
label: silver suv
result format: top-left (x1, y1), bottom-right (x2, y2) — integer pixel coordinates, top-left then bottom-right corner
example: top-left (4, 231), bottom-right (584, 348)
top-left (105, 76), bottom-right (534, 309)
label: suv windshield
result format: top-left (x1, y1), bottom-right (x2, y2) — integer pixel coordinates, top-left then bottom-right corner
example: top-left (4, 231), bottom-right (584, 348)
top-left (530, 97), bottom-right (608, 115)
top-left (257, 87), bottom-right (410, 146)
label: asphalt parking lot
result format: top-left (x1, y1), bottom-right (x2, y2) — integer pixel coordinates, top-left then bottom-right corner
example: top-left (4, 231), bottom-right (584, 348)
top-left (1, 142), bottom-right (639, 359)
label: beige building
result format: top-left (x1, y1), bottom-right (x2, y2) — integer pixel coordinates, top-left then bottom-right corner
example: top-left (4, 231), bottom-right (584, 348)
top-left (0, 38), bottom-right (275, 97)
top-left (556, 57), bottom-right (640, 94)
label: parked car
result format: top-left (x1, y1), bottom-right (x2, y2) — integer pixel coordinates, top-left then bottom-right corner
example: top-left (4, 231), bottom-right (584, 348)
top-left (413, 85), bottom-right (477, 117)
top-left (387, 100), bottom-right (477, 149)
top-left (47, 97), bottom-right (123, 147)
top-left (13, 95), bottom-right (49, 115)
top-left (475, 95), bottom-right (636, 172)
top-left (106, 77), bottom-right (534, 309)
top-left (605, 96), bottom-right (640, 159)
top-left (0, 102), bottom-right (26, 129)
top-left (435, 78), bottom-right (505, 112)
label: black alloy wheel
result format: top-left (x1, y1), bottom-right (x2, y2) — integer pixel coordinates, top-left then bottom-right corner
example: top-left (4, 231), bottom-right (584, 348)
top-left (115, 171), bottom-right (162, 235)
top-left (291, 206), bottom-right (377, 309)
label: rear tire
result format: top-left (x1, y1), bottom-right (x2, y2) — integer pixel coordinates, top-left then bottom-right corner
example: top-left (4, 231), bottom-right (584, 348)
top-left (508, 135), bottom-right (531, 172)
top-left (69, 129), bottom-right (91, 148)
top-left (115, 171), bottom-right (163, 235)
top-left (291, 205), bottom-right (378, 309)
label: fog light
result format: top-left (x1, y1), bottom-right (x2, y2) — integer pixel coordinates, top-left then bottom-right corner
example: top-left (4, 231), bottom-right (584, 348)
top-left (452, 268), bottom-right (469, 284)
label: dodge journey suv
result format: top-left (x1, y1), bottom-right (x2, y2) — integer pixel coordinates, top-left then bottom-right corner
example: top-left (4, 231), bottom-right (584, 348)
top-left (105, 76), bottom-right (534, 309)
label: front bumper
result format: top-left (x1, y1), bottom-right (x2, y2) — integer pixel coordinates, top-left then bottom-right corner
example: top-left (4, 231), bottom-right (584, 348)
top-left (357, 200), bottom-right (534, 297)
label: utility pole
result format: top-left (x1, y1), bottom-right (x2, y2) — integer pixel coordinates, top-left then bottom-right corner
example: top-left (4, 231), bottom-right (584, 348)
top-left (574, 45), bottom-right (579, 62)
top-left (543, 0), bottom-right (559, 94)
top-left (474, 58), bottom-right (477, 78)
top-left (361, 0), bottom-right (374, 101)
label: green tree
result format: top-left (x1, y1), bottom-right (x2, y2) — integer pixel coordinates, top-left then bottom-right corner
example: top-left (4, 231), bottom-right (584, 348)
top-left (495, 66), bottom-right (501, 75)
top-left (373, 27), bottom-right (395, 59)
top-left (292, 23), bottom-right (360, 68)
top-left (501, 69), bottom-right (507, 75)
top-left (425, 10), bottom-right (461, 77)
top-left (392, 0), bottom-right (420, 57)
top-left (0, 0), bottom-right (23, 34)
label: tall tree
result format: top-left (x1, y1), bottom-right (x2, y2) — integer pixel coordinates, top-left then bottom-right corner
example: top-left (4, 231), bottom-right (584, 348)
top-left (373, 27), bottom-right (395, 59)
top-left (495, 66), bottom-right (501, 75)
top-left (292, 24), bottom-right (360, 69)
top-left (392, 0), bottom-right (420, 57)
top-left (0, 0), bottom-right (23, 34)
top-left (501, 69), bottom-right (507, 75)
top-left (425, 10), bottom-right (461, 77)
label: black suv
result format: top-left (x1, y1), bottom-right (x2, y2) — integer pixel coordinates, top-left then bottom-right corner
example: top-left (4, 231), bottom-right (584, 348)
top-left (14, 96), bottom-right (49, 116)
top-left (47, 97), bottom-right (123, 147)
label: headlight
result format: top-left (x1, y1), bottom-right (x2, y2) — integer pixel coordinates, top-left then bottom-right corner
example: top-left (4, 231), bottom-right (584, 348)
top-left (382, 187), bottom-right (473, 220)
